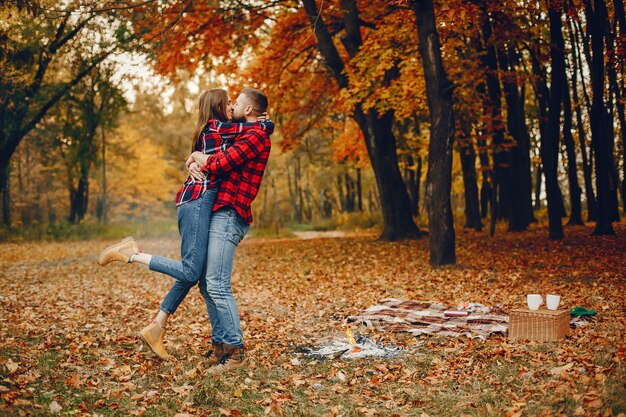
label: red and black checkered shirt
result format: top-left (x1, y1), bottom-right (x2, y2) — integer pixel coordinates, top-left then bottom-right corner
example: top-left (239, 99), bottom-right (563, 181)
top-left (175, 120), bottom-right (273, 206)
top-left (201, 127), bottom-right (272, 224)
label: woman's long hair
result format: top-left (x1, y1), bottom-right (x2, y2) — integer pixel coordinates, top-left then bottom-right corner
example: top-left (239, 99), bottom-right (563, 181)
top-left (191, 89), bottom-right (230, 152)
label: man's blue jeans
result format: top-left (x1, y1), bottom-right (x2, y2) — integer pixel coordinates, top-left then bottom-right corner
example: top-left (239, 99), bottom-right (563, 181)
top-left (149, 189), bottom-right (217, 314)
top-left (197, 208), bottom-right (249, 348)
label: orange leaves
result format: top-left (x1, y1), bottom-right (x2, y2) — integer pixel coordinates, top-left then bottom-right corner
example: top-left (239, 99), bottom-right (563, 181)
top-left (1, 223), bottom-right (626, 415)
top-left (330, 118), bottom-right (368, 165)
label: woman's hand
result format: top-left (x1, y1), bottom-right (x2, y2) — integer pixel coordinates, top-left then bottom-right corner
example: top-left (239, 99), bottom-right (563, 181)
top-left (189, 151), bottom-right (209, 168)
top-left (257, 112), bottom-right (270, 121)
top-left (188, 161), bottom-right (205, 182)
top-left (185, 154), bottom-right (195, 169)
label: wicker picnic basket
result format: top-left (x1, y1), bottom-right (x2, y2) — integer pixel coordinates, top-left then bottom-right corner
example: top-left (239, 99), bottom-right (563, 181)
top-left (508, 309), bottom-right (570, 342)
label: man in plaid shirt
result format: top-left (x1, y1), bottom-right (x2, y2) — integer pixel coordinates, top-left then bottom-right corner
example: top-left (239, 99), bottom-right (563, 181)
top-left (186, 88), bottom-right (271, 372)
top-left (177, 119), bottom-right (273, 207)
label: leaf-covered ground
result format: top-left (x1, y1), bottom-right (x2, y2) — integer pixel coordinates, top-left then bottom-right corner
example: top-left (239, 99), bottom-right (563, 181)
top-left (1, 223), bottom-right (625, 416)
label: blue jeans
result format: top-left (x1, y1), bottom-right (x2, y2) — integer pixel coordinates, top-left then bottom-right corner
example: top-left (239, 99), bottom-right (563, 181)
top-left (149, 189), bottom-right (217, 314)
top-left (197, 208), bottom-right (249, 348)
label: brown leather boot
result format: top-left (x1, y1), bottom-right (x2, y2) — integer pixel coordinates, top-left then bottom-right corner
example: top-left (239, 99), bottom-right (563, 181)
top-left (208, 344), bottom-right (246, 373)
top-left (98, 237), bottom-right (138, 266)
top-left (138, 321), bottom-right (174, 361)
top-left (204, 342), bottom-right (224, 365)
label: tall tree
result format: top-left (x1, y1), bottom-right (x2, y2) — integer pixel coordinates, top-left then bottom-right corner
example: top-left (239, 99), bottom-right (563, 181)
top-left (541, 0), bottom-right (566, 239)
top-left (566, 6), bottom-right (598, 221)
top-left (586, 0), bottom-right (616, 234)
top-left (300, 0), bottom-right (422, 240)
top-left (61, 67), bottom-right (126, 223)
top-left (409, 0), bottom-right (456, 266)
top-left (0, 1), bottom-right (145, 225)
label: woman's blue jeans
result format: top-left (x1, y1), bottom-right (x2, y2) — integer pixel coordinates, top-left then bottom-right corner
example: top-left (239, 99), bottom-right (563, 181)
top-left (149, 189), bottom-right (217, 314)
top-left (198, 208), bottom-right (249, 348)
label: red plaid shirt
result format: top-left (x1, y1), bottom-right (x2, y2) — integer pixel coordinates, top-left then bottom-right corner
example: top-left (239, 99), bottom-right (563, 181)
top-left (175, 120), bottom-right (273, 206)
top-left (201, 127), bottom-right (272, 224)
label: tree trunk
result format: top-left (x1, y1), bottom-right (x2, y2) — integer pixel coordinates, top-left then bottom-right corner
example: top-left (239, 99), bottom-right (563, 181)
top-left (411, 0), bottom-right (456, 266)
top-left (587, 0), bottom-right (616, 234)
top-left (568, 13), bottom-right (598, 221)
top-left (459, 140), bottom-right (482, 231)
top-left (605, 2), bottom-right (626, 215)
top-left (540, 1), bottom-right (566, 239)
top-left (345, 173), bottom-right (356, 212)
top-left (68, 171), bottom-right (89, 224)
top-left (353, 106), bottom-right (422, 239)
top-left (356, 167), bottom-right (363, 212)
top-left (100, 126), bottom-right (108, 224)
top-left (614, 0), bottom-right (626, 212)
top-left (562, 73), bottom-right (584, 225)
top-left (415, 156), bottom-right (422, 216)
top-left (302, 0), bottom-right (421, 240)
top-left (498, 46), bottom-right (532, 230)
top-left (479, 18), bottom-right (515, 231)
top-left (534, 166), bottom-right (543, 211)
top-left (1, 172), bottom-right (9, 227)
top-left (404, 155), bottom-right (420, 216)
top-left (477, 133), bottom-right (492, 219)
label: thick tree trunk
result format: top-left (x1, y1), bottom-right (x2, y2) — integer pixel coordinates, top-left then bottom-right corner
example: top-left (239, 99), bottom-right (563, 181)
top-left (587, 0), bottom-right (616, 235)
top-left (499, 47), bottom-right (532, 230)
top-left (479, 22), bottom-right (517, 231)
top-left (302, 0), bottom-right (421, 240)
top-left (605, 4), bottom-right (626, 215)
top-left (353, 107), bottom-right (422, 239)
top-left (411, 0), bottom-right (456, 266)
top-left (541, 1), bottom-right (566, 239)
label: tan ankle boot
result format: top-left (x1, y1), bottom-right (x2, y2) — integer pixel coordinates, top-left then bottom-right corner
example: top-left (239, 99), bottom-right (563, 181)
top-left (98, 237), bottom-right (138, 266)
top-left (205, 342), bottom-right (224, 365)
top-left (138, 322), bottom-right (173, 361)
top-left (208, 344), bottom-right (245, 373)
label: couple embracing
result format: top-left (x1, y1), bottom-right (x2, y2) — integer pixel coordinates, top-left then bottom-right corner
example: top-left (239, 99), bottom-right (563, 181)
top-left (98, 88), bottom-right (272, 373)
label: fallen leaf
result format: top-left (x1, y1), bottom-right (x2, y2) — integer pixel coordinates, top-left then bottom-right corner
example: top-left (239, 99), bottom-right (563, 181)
top-left (5, 359), bottom-right (18, 374)
top-left (49, 401), bottom-right (62, 414)
top-left (549, 362), bottom-right (574, 375)
top-left (64, 373), bottom-right (81, 389)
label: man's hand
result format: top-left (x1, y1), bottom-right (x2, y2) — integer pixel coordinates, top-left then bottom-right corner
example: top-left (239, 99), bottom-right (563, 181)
top-left (188, 161), bottom-right (205, 182)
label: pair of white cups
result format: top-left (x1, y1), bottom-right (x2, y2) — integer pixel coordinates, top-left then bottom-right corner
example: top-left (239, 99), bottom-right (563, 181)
top-left (527, 294), bottom-right (561, 310)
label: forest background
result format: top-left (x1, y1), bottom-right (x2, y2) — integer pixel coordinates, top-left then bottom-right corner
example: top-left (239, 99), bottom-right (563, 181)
top-left (1, 1), bottom-right (626, 416)
top-left (1, 0), bottom-right (623, 258)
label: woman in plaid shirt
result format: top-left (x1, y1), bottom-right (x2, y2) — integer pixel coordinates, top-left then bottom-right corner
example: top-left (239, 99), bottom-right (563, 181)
top-left (98, 89), bottom-right (273, 361)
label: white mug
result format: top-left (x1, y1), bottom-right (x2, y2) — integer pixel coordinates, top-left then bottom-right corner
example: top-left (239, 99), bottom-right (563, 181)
top-left (527, 294), bottom-right (543, 310)
top-left (546, 294), bottom-right (561, 310)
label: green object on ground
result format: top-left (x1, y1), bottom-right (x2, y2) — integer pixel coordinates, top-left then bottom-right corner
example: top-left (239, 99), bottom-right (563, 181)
top-left (570, 306), bottom-right (597, 317)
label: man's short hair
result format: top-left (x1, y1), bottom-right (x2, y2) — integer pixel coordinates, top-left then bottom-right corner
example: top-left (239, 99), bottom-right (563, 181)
top-left (241, 88), bottom-right (268, 115)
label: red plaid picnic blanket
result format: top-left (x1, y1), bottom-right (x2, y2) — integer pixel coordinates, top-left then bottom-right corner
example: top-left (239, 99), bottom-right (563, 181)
top-left (346, 298), bottom-right (509, 339)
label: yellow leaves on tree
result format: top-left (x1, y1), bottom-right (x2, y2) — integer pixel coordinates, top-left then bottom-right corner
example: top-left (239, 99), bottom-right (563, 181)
top-left (103, 121), bottom-right (180, 221)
